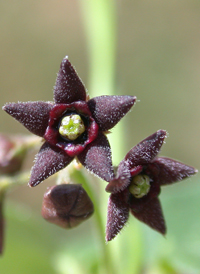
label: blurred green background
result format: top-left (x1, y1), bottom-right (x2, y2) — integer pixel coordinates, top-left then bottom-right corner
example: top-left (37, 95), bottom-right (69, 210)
top-left (1, 0), bottom-right (200, 273)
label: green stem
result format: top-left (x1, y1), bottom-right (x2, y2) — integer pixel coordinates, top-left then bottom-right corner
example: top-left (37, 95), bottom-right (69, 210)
top-left (0, 170), bottom-right (31, 255)
top-left (79, 0), bottom-right (117, 97)
top-left (0, 193), bottom-right (5, 254)
top-left (79, 1), bottom-right (124, 272)
top-left (79, 0), bottom-right (124, 164)
top-left (0, 171), bottom-right (30, 193)
top-left (70, 166), bottom-right (112, 272)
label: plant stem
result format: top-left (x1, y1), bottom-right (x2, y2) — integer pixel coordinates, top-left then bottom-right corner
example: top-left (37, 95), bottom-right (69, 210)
top-left (79, 0), bottom-right (125, 164)
top-left (0, 172), bottom-right (30, 192)
top-left (71, 167), bottom-right (112, 272)
top-left (79, 1), bottom-right (122, 273)
top-left (79, 0), bottom-right (117, 97)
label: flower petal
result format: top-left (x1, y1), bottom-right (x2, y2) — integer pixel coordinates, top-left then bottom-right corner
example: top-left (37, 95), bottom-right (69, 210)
top-left (29, 142), bottom-right (73, 187)
top-left (106, 192), bottom-right (129, 241)
top-left (54, 56), bottom-right (86, 104)
top-left (3, 102), bottom-right (53, 137)
top-left (105, 160), bottom-right (132, 193)
top-left (148, 157), bottom-right (198, 186)
top-left (125, 130), bottom-right (167, 167)
top-left (131, 197), bottom-right (166, 235)
top-left (88, 95), bottom-right (136, 131)
top-left (77, 132), bottom-right (114, 182)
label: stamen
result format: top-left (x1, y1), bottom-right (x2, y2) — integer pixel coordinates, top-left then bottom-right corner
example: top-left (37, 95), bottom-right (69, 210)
top-left (59, 114), bottom-right (85, 141)
top-left (129, 174), bottom-right (150, 198)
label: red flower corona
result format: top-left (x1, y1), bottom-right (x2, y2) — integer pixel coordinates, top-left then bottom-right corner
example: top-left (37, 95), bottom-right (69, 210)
top-left (3, 56), bottom-right (136, 187)
top-left (105, 130), bottom-right (197, 241)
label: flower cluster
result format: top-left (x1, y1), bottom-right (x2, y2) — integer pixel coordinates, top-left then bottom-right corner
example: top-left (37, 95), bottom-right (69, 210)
top-left (2, 56), bottom-right (197, 243)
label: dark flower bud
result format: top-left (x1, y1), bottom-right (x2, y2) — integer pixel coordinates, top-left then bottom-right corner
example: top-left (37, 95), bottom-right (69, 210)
top-left (0, 134), bottom-right (27, 175)
top-left (41, 184), bottom-right (94, 228)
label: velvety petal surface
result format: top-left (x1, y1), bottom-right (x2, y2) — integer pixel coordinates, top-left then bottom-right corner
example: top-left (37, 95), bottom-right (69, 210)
top-left (88, 95), bottom-right (136, 131)
top-left (131, 197), bottom-right (166, 235)
top-left (3, 102), bottom-right (53, 137)
top-left (77, 132), bottom-right (114, 182)
top-left (105, 160), bottom-right (132, 193)
top-left (54, 56), bottom-right (86, 104)
top-left (125, 130), bottom-right (167, 167)
top-left (29, 142), bottom-right (73, 187)
top-left (106, 192), bottom-right (129, 241)
top-left (148, 157), bottom-right (198, 186)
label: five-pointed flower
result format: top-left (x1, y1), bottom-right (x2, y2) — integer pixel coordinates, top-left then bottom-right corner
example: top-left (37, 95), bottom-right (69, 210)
top-left (3, 56), bottom-right (136, 187)
top-left (105, 130), bottom-right (197, 241)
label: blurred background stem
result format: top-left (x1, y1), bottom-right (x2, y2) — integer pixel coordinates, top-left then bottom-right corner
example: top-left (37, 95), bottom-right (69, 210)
top-left (79, 1), bottom-right (137, 273)
top-left (79, 0), bottom-right (117, 98)
top-left (79, 0), bottom-right (124, 165)
top-left (79, 1), bottom-right (119, 273)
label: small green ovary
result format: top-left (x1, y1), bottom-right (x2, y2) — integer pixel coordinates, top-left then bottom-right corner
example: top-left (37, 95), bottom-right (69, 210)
top-left (129, 174), bottom-right (150, 198)
top-left (59, 114), bottom-right (85, 141)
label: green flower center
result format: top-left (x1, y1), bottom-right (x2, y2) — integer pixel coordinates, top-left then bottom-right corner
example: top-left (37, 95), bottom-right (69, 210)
top-left (129, 174), bottom-right (150, 198)
top-left (59, 114), bottom-right (85, 141)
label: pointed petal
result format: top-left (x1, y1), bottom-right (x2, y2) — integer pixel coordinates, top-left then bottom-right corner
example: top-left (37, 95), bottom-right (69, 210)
top-left (106, 160), bottom-right (132, 193)
top-left (54, 56), bottom-right (86, 104)
top-left (29, 142), bottom-right (73, 187)
top-left (131, 197), bottom-right (166, 235)
top-left (148, 157), bottom-right (198, 186)
top-left (3, 102), bottom-right (53, 137)
top-left (77, 132), bottom-right (114, 182)
top-left (88, 95), bottom-right (136, 131)
top-left (125, 130), bottom-right (167, 167)
top-left (106, 192), bottom-right (129, 241)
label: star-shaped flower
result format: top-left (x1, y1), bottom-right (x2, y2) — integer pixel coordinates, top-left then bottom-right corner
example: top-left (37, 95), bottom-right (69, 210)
top-left (105, 130), bottom-right (197, 241)
top-left (3, 56), bottom-right (136, 187)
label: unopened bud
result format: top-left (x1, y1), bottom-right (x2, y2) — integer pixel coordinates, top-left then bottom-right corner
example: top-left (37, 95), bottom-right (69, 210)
top-left (41, 184), bottom-right (94, 228)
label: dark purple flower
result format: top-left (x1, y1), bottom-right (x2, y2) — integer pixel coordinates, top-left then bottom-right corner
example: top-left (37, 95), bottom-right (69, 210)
top-left (3, 56), bottom-right (136, 187)
top-left (41, 184), bottom-right (94, 228)
top-left (105, 130), bottom-right (197, 241)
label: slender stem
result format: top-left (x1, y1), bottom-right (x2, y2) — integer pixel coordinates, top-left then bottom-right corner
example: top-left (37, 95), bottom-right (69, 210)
top-left (79, 0), bottom-right (117, 97)
top-left (79, 1), bottom-right (122, 272)
top-left (0, 193), bottom-right (5, 254)
top-left (79, 0), bottom-right (124, 164)
top-left (70, 166), bottom-right (112, 272)
top-left (0, 171), bottom-right (30, 192)
top-left (0, 171), bottom-right (30, 255)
